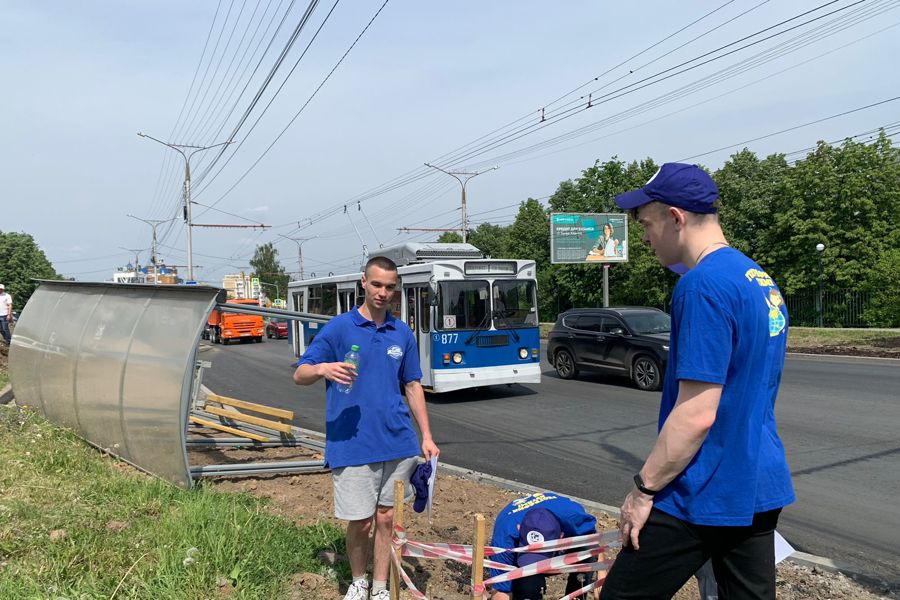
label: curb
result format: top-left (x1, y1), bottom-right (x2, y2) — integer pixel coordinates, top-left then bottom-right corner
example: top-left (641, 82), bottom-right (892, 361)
top-left (785, 351), bottom-right (900, 363)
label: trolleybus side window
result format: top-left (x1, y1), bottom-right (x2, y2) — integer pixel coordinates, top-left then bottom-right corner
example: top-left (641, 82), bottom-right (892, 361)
top-left (419, 288), bottom-right (430, 333)
top-left (322, 284), bottom-right (337, 316)
top-left (308, 285), bottom-right (322, 315)
top-left (438, 281), bottom-right (489, 330)
top-left (406, 287), bottom-right (417, 331)
top-left (492, 280), bottom-right (538, 327)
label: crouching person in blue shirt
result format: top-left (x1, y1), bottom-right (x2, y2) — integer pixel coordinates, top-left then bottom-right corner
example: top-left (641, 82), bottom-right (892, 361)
top-left (490, 492), bottom-right (599, 600)
top-left (293, 256), bottom-right (440, 600)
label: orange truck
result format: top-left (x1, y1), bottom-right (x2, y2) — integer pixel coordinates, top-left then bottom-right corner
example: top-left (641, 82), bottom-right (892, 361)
top-left (205, 298), bottom-right (265, 344)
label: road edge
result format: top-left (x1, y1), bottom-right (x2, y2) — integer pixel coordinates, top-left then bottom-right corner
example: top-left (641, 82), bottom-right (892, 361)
top-left (283, 424), bottom-right (868, 585)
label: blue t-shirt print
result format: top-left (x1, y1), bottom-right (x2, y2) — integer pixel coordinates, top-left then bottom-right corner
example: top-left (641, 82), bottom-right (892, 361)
top-left (298, 307), bottom-right (422, 469)
top-left (654, 248), bottom-right (795, 526)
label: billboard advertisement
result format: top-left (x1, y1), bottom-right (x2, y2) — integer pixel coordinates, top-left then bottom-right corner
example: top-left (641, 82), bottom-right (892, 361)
top-left (550, 213), bottom-right (628, 264)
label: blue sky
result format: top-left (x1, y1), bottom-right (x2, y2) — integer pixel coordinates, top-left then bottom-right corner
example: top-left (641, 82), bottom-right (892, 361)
top-left (3, 1), bottom-right (898, 285)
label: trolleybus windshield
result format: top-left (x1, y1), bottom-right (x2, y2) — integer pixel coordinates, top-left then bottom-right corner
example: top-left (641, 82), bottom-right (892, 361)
top-left (437, 280), bottom-right (489, 330)
top-left (492, 279), bottom-right (538, 328)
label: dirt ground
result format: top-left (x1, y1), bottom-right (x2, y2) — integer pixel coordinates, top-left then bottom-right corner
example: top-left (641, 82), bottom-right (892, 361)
top-left (192, 444), bottom-right (893, 600)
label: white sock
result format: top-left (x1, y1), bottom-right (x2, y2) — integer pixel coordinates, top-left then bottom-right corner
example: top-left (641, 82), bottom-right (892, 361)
top-left (372, 580), bottom-right (387, 593)
top-left (352, 576), bottom-right (368, 587)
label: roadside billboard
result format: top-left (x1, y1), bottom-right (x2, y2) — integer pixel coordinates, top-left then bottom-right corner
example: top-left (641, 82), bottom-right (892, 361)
top-left (550, 212), bottom-right (628, 264)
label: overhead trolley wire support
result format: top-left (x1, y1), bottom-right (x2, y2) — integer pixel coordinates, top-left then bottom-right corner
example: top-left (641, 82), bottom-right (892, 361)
top-left (423, 163), bottom-right (498, 243)
top-left (137, 133), bottom-right (235, 282)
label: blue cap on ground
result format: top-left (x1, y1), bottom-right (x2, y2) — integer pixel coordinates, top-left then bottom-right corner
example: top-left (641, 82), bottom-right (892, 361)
top-left (517, 507), bottom-right (562, 567)
top-left (614, 163), bottom-right (719, 214)
top-left (410, 462), bottom-right (432, 513)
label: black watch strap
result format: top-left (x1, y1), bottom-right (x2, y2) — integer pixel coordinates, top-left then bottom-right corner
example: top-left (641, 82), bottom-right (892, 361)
top-left (633, 473), bottom-right (661, 496)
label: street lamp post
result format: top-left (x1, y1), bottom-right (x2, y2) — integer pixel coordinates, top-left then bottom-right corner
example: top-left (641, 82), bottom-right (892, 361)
top-left (279, 234), bottom-right (317, 280)
top-left (137, 133), bottom-right (234, 282)
top-left (424, 163), bottom-right (498, 243)
top-left (815, 243), bottom-right (825, 328)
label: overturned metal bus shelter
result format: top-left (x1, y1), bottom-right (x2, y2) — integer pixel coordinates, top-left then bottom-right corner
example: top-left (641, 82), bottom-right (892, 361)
top-left (8, 280), bottom-right (330, 489)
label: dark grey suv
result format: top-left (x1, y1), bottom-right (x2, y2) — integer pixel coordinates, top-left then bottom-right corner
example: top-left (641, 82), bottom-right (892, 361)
top-left (547, 307), bottom-right (670, 391)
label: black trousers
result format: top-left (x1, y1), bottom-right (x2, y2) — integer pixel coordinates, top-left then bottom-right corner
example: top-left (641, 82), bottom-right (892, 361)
top-left (599, 508), bottom-right (781, 600)
top-left (512, 570), bottom-right (593, 600)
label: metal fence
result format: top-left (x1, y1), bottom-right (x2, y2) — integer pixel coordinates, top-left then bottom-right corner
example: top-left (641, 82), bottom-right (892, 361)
top-left (784, 290), bottom-right (871, 327)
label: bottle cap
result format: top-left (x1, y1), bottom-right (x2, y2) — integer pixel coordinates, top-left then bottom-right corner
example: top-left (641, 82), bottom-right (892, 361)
top-left (351, 344), bottom-right (359, 351)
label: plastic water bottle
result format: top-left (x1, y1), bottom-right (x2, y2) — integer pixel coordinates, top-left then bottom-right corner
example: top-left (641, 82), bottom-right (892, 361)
top-left (337, 345), bottom-right (360, 394)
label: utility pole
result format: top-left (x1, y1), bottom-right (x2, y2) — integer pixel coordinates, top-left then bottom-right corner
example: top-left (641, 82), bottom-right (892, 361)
top-left (119, 247), bottom-right (144, 280)
top-left (279, 234), bottom-right (317, 280)
top-left (424, 163), bottom-right (498, 243)
top-left (137, 132), bottom-right (234, 282)
top-left (127, 214), bottom-right (175, 284)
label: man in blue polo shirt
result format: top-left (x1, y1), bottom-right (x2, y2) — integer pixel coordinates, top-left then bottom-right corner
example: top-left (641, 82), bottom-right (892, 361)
top-left (600, 164), bottom-right (795, 600)
top-left (293, 256), bottom-right (440, 600)
top-left (489, 492), bottom-right (598, 600)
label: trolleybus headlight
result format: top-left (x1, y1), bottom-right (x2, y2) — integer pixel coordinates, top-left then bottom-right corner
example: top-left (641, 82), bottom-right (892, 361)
top-left (518, 347), bottom-right (528, 360)
top-left (452, 352), bottom-right (464, 364)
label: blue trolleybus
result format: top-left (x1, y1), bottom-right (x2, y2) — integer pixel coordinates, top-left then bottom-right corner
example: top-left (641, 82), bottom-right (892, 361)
top-left (287, 242), bottom-right (541, 393)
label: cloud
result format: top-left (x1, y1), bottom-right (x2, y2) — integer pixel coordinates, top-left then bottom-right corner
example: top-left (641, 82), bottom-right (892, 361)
top-left (246, 206), bottom-right (269, 213)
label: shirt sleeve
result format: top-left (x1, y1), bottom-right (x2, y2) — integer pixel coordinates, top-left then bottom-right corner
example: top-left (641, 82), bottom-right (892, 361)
top-left (399, 326), bottom-right (423, 384)
top-left (673, 290), bottom-right (734, 384)
top-left (296, 321), bottom-right (337, 366)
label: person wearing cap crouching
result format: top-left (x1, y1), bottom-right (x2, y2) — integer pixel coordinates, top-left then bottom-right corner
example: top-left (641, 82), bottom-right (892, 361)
top-left (599, 164), bottom-right (794, 600)
top-left (489, 492), bottom-right (598, 600)
top-left (0, 284), bottom-right (12, 346)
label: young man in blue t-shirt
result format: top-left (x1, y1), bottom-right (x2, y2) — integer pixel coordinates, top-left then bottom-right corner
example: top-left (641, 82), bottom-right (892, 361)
top-left (489, 492), bottom-right (598, 600)
top-left (600, 163), bottom-right (795, 600)
top-left (293, 256), bottom-right (440, 600)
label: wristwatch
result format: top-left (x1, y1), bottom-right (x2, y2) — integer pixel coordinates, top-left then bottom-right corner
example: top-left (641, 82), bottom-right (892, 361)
top-left (633, 473), bottom-right (661, 496)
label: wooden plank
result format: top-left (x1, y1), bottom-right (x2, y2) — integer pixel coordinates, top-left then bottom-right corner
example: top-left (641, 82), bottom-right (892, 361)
top-left (390, 479), bottom-right (406, 600)
top-left (204, 406), bottom-right (294, 434)
top-left (206, 392), bottom-right (294, 420)
top-left (189, 416), bottom-right (269, 442)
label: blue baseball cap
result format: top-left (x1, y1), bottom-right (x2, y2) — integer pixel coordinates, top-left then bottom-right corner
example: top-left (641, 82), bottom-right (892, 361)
top-left (614, 163), bottom-right (719, 214)
top-left (517, 508), bottom-right (562, 567)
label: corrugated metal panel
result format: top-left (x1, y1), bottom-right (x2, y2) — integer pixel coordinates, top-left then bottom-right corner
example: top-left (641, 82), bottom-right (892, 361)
top-left (8, 281), bottom-right (222, 489)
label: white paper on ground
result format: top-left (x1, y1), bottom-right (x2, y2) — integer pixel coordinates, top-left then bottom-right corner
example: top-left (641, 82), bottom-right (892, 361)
top-left (426, 455), bottom-right (438, 523)
top-left (774, 530), bottom-right (795, 564)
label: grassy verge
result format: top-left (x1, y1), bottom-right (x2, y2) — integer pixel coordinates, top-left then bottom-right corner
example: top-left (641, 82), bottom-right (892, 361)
top-left (787, 327), bottom-right (900, 348)
top-left (0, 405), bottom-right (345, 599)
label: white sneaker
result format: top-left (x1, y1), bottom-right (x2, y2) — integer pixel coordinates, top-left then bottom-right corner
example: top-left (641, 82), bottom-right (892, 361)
top-left (343, 579), bottom-right (369, 600)
top-left (370, 589), bottom-right (391, 600)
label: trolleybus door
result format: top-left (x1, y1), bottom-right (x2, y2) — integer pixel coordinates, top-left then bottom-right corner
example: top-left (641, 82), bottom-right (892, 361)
top-left (404, 285), bottom-right (432, 389)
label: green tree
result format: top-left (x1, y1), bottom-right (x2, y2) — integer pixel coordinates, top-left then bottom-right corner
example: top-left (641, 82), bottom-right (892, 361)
top-left (713, 149), bottom-right (789, 259)
top-left (860, 248), bottom-right (900, 326)
top-left (501, 198), bottom-right (555, 318)
top-left (436, 232), bottom-right (463, 243)
top-left (249, 242), bottom-right (290, 301)
top-left (467, 223), bottom-right (509, 258)
top-left (0, 231), bottom-right (60, 308)
top-left (755, 132), bottom-right (900, 296)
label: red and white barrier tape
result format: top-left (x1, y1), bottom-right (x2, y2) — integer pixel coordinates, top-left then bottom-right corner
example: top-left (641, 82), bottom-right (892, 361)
top-left (390, 524), bottom-right (619, 599)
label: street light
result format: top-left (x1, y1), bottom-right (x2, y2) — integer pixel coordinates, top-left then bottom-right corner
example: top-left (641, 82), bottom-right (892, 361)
top-left (137, 132), bottom-right (234, 282)
top-left (423, 163), bottom-right (499, 243)
top-left (815, 243), bottom-right (825, 328)
top-left (279, 234), bottom-right (317, 280)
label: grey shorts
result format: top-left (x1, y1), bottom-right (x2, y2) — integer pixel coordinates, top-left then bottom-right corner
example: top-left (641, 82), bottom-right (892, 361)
top-left (332, 456), bottom-right (419, 521)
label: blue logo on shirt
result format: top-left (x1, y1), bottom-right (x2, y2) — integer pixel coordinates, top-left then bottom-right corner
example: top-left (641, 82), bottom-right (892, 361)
top-left (387, 345), bottom-right (404, 360)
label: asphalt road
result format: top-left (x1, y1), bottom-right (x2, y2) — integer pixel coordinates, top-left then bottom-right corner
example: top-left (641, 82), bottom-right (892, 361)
top-left (201, 338), bottom-right (900, 587)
